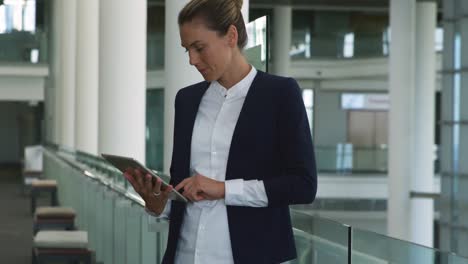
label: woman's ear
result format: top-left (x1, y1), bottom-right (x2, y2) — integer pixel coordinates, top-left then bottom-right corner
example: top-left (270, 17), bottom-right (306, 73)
top-left (227, 25), bottom-right (239, 48)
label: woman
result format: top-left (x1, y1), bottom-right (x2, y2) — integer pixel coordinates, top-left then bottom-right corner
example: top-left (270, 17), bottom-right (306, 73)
top-left (124, 0), bottom-right (317, 263)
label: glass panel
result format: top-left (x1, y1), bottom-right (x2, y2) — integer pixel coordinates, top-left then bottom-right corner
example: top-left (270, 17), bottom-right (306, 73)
top-left (460, 72), bottom-right (468, 122)
top-left (302, 89), bottom-right (314, 138)
top-left (0, 0), bottom-right (48, 63)
top-left (146, 88), bottom-right (165, 171)
top-left (291, 10), bottom-right (389, 59)
top-left (460, 18), bottom-right (468, 68)
top-left (352, 228), bottom-right (434, 263)
top-left (460, 126), bottom-right (468, 174)
top-left (113, 199), bottom-right (129, 264)
top-left (315, 144), bottom-right (387, 173)
top-left (245, 16), bottom-right (268, 72)
top-left (103, 190), bottom-right (116, 263)
top-left (147, 32), bottom-right (165, 69)
top-left (352, 228), bottom-right (468, 264)
top-left (443, 23), bottom-right (454, 70)
top-left (87, 180), bottom-right (99, 252)
top-left (126, 205), bottom-right (142, 264)
top-left (148, 216), bottom-right (170, 262)
top-left (290, 210), bottom-right (350, 263)
top-left (95, 185), bottom-right (105, 262)
top-left (147, 5), bottom-right (165, 69)
top-left (141, 213), bottom-right (158, 263)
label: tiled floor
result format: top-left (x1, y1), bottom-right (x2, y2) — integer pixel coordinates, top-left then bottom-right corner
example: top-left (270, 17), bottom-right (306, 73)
top-left (0, 165), bottom-right (47, 264)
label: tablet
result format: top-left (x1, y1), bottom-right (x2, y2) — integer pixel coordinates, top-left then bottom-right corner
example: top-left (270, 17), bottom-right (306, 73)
top-left (101, 153), bottom-right (187, 203)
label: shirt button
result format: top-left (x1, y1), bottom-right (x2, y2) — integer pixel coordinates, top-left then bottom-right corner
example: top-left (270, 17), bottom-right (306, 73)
top-left (212, 151), bottom-right (217, 156)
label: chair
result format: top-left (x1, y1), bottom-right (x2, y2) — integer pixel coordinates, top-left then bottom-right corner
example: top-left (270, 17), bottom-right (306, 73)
top-left (30, 180), bottom-right (58, 214)
top-left (32, 230), bottom-right (92, 264)
top-left (33, 207), bottom-right (76, 234)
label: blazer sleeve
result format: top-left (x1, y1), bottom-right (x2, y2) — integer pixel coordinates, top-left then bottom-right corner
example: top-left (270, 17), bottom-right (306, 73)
top-left (263, 78), bottom-right (317, 206)
top-left (169, 90), bottom-right (181, 182)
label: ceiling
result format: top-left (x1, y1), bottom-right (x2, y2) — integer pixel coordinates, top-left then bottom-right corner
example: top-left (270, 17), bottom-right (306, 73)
top-left (149, 0), bottom-right (443, 12)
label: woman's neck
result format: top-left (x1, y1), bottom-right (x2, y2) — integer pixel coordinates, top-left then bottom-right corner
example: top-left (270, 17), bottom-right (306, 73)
top-left (218, 53), bottom-right (251, 89)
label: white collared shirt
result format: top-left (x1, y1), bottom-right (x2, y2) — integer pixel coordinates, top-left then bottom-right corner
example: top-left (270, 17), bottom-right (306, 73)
top-left (150, 66), bottom-right (269, 264)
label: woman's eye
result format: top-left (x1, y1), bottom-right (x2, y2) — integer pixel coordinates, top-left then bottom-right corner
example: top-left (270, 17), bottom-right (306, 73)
top-left (196, 47), bottom-right (204, 52)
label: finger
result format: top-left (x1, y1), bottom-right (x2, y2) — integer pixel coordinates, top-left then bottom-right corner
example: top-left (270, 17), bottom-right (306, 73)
top-left (143, 174), bottom-right (153, 191)
top-left (162, 185), bottom-right (173, 196)
top-left (175, 178), bottom-right (191, 191)
top-left (152, 177), bottom-right (163, 193)
top-left (193, 192), bottom-right (205, 202)
top-left (123, 172), bottom-right (139, 190)
top-left (182, 184), bottom-right (194, 199)
top-left (134, 169), bottom-right (144, 187)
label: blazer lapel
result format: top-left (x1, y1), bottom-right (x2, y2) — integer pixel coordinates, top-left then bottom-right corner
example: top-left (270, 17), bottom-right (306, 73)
top-left (225, 71), bottom-right (265, 180)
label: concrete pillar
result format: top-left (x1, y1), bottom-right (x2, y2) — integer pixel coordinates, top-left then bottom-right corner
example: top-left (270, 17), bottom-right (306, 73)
top-left (60, 0), bottom-right (77, 148)
top-left (242, 1), bottom-right (249, 22)
top-left (387, 0), bottom-right (416, 241)
top-left (272, 5), bottom-right (292, 76)
top-left (164, 0), bottom-right (202, 173)
top-left (51, 0), bottom-right (63, 144)
top-left (411, 1), bottom-right (437, 247)
top-left (98, 0), bottom-right (147, 162)
top-left (75, 0), bottom-right (99, 154)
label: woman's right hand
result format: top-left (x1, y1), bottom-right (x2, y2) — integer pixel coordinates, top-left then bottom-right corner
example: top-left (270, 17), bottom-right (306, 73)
top-left (124, 168), bottom-right (173, 215)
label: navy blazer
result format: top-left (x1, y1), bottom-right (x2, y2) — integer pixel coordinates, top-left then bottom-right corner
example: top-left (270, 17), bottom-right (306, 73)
top-left (162, 70), bottom-right (317, 264)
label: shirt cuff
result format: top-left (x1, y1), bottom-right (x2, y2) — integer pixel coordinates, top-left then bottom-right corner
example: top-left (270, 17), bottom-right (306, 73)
top-left (145, 206), bottom-right (161, 217)
top-left (144, 199), bottom-right (171, 219)
top-left (225, 179), bottom-right (244, 205)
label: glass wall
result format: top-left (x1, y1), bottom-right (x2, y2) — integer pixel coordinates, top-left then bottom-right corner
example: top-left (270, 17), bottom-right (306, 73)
top-left (440, 0), bottom-right (468, 257)
top-left (147, 3), bottom-right (164, 70)
top-left (251, 7), bottom-right (444, 60)
top-left (0, 0), bottom-right (47, 63)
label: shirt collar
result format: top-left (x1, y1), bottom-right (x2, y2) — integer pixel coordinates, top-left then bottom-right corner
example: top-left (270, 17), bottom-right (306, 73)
top-left (212, 65), bottom-right (257, 99)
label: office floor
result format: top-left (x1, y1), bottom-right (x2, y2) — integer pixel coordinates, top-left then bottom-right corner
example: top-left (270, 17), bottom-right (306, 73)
top-left (0, 165), bottom-right (44, 264)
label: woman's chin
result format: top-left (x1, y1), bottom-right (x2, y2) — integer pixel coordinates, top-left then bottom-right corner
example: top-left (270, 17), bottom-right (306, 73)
top-left (201, 73), bottom-right (216, 82)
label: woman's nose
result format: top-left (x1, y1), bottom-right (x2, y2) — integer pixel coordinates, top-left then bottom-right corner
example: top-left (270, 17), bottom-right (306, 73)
top-left (188, 50), bottom-right (199, 66)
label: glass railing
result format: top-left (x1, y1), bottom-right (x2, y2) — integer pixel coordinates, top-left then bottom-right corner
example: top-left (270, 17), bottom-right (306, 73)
top-left (290, 30), bottom-right (389, 60)
top-left (43, 144), bottom-right (466, 264)
top-left (0, 30), bottom-right (48, 63)
top-left (315, 144), bottom-right (440, 174)
top-left (351, 228), bottom-right (468, 264)
top-left (290, 210), bottom-right (351, 263)
top-left (315, 144), bottom-right (388, 174)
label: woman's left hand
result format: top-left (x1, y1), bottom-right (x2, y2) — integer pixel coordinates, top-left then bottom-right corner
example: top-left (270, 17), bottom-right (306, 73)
top-left (175, 173), bottom-right (225, 202)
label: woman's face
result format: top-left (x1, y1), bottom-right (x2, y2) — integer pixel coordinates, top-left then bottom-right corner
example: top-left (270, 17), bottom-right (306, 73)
top-left (180, 17), bottom-right (235, 82)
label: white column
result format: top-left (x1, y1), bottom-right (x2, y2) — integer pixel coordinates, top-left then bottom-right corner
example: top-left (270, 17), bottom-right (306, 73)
top-left (241, 1), bottom-right (249, 23)
top-left (388, 0), bottom-right (416, 241)
top-left (411, 1), bottom-right (437, 247)
top-left (99, 0), bottom-right (147, 162)
top-left (75, 0), bottom-right (99, 154)
top-left (60, 0), bottom-right (77, 148)
top-left (51, 0), bottom-right (62, 144)
top-left (164, 0), bottom-right (202, 173)
top-left (272, 6), bottom-right (292, 76)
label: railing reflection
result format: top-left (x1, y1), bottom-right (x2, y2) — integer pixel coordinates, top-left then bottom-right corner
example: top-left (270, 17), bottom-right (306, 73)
top-left (316, 144), bottom-right (440, 174)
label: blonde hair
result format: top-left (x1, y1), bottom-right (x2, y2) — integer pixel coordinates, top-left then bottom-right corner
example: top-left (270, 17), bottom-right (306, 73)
top-left (178, 0), bottom-right (248, 49)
